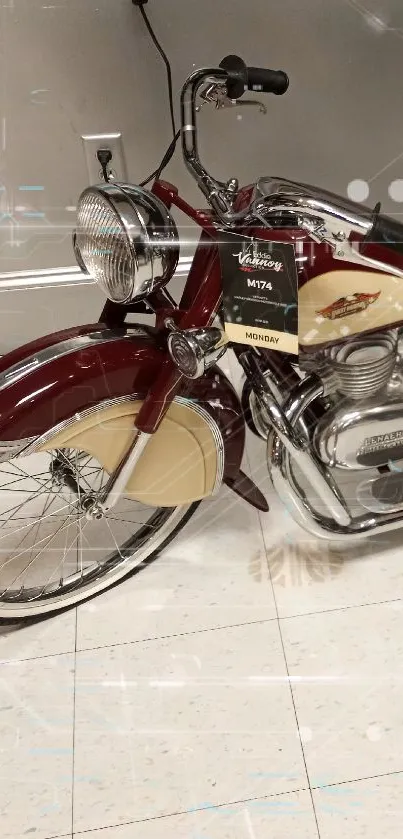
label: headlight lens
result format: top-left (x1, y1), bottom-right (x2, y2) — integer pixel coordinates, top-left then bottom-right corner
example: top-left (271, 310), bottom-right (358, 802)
top-left (74, 183), bottom-right (179, 304)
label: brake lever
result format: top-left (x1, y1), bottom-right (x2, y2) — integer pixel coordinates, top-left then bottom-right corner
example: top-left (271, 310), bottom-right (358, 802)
top-left (198, 82), bottom-right (227, 106)
top-left (217, 97), bottom-right (267, 114)
top-left (196, 83), bottom-right (267, 114)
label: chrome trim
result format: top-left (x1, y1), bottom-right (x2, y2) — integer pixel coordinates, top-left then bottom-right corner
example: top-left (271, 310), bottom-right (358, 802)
top-left (253, 177), bottom-right (373, 232)
top-left (167, 325), bottom-right (228, 379)
top-left (249, 369), bottom-right (310, 443)
top-left (251, 177), bottom-right (403, 278)
top-left (23, 394), bottom-right (144, 456)
top-left (268, 378), bottom-right (403, 541)
top-left (181, 68), bottom-right (230, 213)
top-left (356, 475), bottom-right (403, 515)
top-left (175, 396), bottom-right (225, 494)
top-left (95, 430), bottom-right (152, 515)
top-left (243, 355), bottom-right (350, 525)
top-left (0, 438), bottom-right (36, 461)
top-left (321, 330), bottom-right (398, 400)
top-left (76, 182), bottom-right (179, 303)
top-left (313, 398), bottom-right (403, 470)
top-left (0, 328), bottom-right (149, 393)
top-left (276, 380), bottom-right (351, 526)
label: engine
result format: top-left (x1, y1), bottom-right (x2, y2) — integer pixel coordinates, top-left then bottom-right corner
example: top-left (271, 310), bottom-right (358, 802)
top-left (304, 329), bottom-right (403, 512)
top-left (306, 329), bottom-right (398, 401)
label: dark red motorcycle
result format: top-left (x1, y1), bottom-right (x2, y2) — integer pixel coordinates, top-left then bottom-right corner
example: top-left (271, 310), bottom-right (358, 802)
top-left (1, 56), bottom-right (403, 619)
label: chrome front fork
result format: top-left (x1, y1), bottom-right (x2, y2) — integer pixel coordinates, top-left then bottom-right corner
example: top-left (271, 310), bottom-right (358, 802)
top-left (86, 430), bottom-right (151, 519)
top-left (85, 324), bottom-right (230, 519)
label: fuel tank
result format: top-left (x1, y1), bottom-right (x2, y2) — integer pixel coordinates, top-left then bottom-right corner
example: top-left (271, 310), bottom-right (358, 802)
top-left (235, 180), bottom-right (403, 351)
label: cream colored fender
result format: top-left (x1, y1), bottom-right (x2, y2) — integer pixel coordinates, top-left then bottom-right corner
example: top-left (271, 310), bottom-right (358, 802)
top-left (37, 397), bottom-right (223, 507)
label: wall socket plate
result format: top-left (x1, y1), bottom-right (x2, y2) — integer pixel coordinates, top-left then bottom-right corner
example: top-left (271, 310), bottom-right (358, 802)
top-left (81, 132), bottom-right (128, 185)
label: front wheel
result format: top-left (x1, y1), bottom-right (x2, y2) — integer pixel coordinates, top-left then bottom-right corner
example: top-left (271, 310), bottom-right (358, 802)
top-left (0, 447), bottom-right (199, 620)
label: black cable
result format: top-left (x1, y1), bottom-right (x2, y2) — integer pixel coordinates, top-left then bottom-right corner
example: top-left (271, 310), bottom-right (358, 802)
top-left (97, 148), bottom-right (113, 183)
top-left (139, 128), bottom-right (181, 187)
top-left (138, 4), bottom-right (176, 139)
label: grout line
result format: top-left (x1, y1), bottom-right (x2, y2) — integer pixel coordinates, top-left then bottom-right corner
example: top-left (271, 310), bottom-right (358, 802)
top-left (71, 607), bottom-right (78, 836)
top-left (0, 620), bottom-right (277, 665)
top-left (311, 768), bottom-right (403, 790)
top-left (0, 647), bottom-right (81, 665)
top-left (71, 787), bottom-right (310, 835)
top-left (279, 597), bottom-right (403, 621)
top-left (48, 834), bottom-right (73, 839)
top-left (0, 617), bottom-right (278, 665)
top-left (65, 769), bottom-right (403, 836)
top-left (76, 617), bottom-right (278, 653)
top-left (46, 834), bottom-right (73, 839)
top-left (257, 512), bottom-right (322, 839)
top-left (261, 522), bottom-right (400, 821)
top-left (4, 591), bottom-right (403, 666)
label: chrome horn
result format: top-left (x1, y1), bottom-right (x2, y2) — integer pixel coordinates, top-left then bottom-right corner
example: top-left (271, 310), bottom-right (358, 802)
top-left (166, 321), bottom-right (228, 379)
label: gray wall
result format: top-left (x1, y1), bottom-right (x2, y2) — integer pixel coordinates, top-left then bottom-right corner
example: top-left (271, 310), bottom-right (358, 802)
top-left (0, 0), bottom-right (403, 342)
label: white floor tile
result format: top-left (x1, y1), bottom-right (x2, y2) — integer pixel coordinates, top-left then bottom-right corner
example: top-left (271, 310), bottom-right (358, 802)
top-left (76, 489), bottom-right (275, 651)
top-left (73, 622), bottom-right (307, 832)
top-left (262, 489), bottom-right (403, 618)
top-left (281, 602), bottom-right (403, 786)
top-left (313, 773), bottom-right (403, 838)
top-left (0, 653), bottom-right (74, 838)
top-left (74, 790), bottom-right (317, 838)
top-left (0, 610), bottom-right (76, 662)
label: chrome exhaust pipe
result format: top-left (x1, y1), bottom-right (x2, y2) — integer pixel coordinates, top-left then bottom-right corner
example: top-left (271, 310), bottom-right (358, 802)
top-left (240, 355), bottom-right (351, 527)
top-left (268, 377), bottom-right (403, 541)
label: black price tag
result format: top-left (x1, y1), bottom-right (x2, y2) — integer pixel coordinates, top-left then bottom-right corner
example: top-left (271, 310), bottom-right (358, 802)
top-left (219, 233), bottom-right (298, 355)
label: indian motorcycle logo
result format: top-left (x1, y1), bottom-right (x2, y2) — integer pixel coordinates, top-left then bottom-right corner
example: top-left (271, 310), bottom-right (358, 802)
top-left (232, 243), bottom-right (284, 273)
top-left (317, 291), bottom-right (380, 320)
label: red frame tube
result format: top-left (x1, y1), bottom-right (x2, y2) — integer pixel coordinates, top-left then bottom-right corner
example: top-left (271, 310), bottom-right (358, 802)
top-left (135, 184), bottom-right (222, 434)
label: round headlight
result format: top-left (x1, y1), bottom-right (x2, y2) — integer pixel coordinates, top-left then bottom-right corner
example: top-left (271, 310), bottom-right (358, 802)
top-left (74, 183), bottom-right (179, 304)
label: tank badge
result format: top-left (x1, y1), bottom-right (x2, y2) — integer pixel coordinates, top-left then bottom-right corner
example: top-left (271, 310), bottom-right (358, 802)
top-left (317, 291), bottom-right (380, 320)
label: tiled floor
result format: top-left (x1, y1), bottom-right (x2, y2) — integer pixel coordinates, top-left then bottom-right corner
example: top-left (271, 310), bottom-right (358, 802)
top-left (2, 363), bottom-right (403, 837)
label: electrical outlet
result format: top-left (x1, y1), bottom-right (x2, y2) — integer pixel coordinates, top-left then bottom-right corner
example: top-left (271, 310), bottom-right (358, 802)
top-left (81, 133), bottom-right (128, 185)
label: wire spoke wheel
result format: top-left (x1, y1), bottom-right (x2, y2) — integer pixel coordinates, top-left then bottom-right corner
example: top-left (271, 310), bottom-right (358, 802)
top-left (0, 447), bottom-right (197, 619)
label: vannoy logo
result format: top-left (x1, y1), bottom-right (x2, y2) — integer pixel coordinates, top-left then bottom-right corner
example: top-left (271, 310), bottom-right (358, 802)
top-left (233, 243), bottom-right (284, 273)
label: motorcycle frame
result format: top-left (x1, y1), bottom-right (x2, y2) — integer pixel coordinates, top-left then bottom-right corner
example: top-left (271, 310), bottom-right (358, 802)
top-left (1, 176), bottom-right (401, 519)
top-left (4, 60), bottom-right (403, 518)
top-left (100, 178), bottom-right (302, 439)
top-left (94, 175), bottom-right (403, 526)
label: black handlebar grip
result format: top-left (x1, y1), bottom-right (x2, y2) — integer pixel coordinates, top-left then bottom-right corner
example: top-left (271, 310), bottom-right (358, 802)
top-left (364, 209), bottom-right (403, 257)
top-left (219, 55), bottom-right (248, 99)
top-left (247, 66), bottom-right (289, 95)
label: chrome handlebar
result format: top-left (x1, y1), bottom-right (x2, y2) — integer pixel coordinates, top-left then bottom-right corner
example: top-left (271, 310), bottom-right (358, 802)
top-left (180, 65), bottom-right (403, 282)
top-left (180, 68), bottom-right (248, 224)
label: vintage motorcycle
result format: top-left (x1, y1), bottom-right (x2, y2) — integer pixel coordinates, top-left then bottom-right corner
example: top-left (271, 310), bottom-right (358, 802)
top-left (1, 55), bottom-right (403, 619)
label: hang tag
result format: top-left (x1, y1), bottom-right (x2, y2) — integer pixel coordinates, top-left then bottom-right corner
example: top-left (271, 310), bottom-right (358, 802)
top-left (219, 232), bottom-right (298, 354)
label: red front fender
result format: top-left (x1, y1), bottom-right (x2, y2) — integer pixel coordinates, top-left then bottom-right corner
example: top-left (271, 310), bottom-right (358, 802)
top-left (0, 323), bottom-right (245, 482)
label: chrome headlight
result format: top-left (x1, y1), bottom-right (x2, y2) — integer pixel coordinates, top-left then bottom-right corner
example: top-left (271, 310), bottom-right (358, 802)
top-left (74, 183), bottom-right (179, 304)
